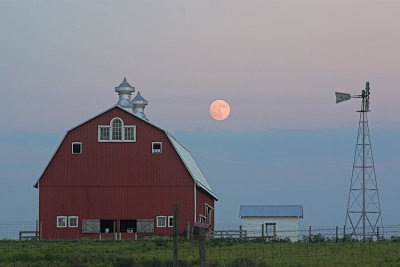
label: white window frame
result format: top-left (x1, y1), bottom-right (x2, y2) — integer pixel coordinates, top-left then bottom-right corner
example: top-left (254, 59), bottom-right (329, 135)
top-left (124, 126), bottom-right (136, 142)
top-left (199, 214), bottom-right (206, 224)
top-left (71, 142), bottom-right (82, 154)
top-left (168, 216), bottom-right (174, 228)
top-left (111, 117), bottom-right (124, 141)
top-left (57, 216), bottom-right (67, 228)
top-left (205, 204), bottom-right (214, 224)
top-left (152, 142), bottom-right (162, 154)
top-left (97, 117), bottom-right (136, 143)
top-left (68, 216), bottom-right (79, 228)
top-left (98, 126), bottom-right (110, 142)
top-left (156, 216), bottom-right (167, 228)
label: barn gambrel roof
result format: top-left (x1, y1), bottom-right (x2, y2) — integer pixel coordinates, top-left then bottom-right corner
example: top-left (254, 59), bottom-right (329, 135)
top-left (239, 205), bottom-right (303, 218)
top-left (34, 105), bottom-right (218, 200)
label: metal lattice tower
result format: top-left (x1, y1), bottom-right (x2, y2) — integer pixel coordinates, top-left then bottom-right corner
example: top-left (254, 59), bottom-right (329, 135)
top-left (335, 82), bottom-right (383, 240)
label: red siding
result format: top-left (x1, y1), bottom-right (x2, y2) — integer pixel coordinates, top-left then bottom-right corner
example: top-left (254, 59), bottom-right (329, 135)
top-left (196, 187), bottom-right (215, 227)
top-left (38, 107), bottom-right (215, 239)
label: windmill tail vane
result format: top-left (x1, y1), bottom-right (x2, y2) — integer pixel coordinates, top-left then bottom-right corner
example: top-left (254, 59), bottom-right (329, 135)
top-left (335, 92), bottom-right (351, 103)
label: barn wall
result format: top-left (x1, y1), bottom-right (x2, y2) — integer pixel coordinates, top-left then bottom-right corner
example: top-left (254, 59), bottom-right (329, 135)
top-left (242, 217), bottom-right (300, 242)
top-left (196, 187), bottom-right (215, 227)
top-left (39, 186), bottom-right (194, 239)
top-left (38, 107), bottom-right (213, 239)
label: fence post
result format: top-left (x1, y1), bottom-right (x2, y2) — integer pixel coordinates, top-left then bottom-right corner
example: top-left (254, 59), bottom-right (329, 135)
top-left (173, 204), bottom-right (179, 267)
top-left (336, 226), bottom-right (338, 242)
top-left (343, 225), bottom-right (346, 241)
top-left (377, 226), bottom-right (379, 240)
top-left (36, 220), bottom-right (39, 239)
top-left (308, 226), bottom-right (312, 242)
top-left (199, 227), bottom-right (206, 267)
top-left (262, 224), bottom-right (264, 239)
top-left (186, 221), bottom-right (190, 241)
top-left (40, 221), bottom-right (43, 240)
top-left (240, 225), bottom-right (243, 239)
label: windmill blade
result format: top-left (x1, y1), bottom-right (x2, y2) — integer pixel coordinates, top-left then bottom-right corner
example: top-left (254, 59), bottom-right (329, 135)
top-left (335, 92), bottom-right (352, 103)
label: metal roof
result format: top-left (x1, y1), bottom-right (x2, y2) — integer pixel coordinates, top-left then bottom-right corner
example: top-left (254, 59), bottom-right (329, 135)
top-left (117, 77), bottom-right (132, 88)
top-left (239, 205), bottom-right (303, 218)
top-left (132, 91), bottom-right (148, 104)
top-left (167, 133), bottom-right (217, 200)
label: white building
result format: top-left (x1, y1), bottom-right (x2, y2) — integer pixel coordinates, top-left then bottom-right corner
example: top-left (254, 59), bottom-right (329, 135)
top-left (239, 205), bottom-right (303, 242)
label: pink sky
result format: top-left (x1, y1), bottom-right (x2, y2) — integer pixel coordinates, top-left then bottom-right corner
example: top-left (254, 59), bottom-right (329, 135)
top-left (0, 0), bottom-right (399, 132)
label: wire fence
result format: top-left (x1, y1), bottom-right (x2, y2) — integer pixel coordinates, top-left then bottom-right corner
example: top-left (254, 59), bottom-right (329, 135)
top-left (2, 222), bottom-right (400, 266)
top-left (214, 224), bottom-right (396, 241)
top-left (0, 221), bottom-right (37, 240)
top-left (1, 222), bottom-right (400, 241)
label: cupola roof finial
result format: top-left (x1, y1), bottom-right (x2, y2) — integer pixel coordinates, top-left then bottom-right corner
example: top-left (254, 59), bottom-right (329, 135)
top-left (132, 91), bottom-right (148, 120)
top-left (115, 77), bottom-right (135, 109)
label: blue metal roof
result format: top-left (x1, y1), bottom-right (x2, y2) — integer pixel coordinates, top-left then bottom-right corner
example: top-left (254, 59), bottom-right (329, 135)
top-left (239, 205), bottom-right (303, 218)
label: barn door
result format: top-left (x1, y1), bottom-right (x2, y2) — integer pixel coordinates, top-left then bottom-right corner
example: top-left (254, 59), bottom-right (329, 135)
top-left (137, 219), bottom-right (154, 234)
top-left (81, 219), bottom-right (100, 233)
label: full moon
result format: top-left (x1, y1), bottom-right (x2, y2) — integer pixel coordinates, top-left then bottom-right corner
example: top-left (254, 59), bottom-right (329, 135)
top-left (209, 99), bottom-right (231, 121)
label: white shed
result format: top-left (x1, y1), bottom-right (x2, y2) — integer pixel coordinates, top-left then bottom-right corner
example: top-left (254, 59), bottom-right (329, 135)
top-left (239, 205), bottom-right (303, 242)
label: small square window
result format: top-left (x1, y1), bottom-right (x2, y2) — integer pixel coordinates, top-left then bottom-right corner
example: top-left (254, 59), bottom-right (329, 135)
top-left (72, 142), bottom-right (82, 154)
top-left (156, 216), bottom-right (167, 228)
top-left (168, 216), bottom-right (174, 228)
top-left (57, 216), bottom-right (67, 228)
top-left (152, 142), bottom-right (162, 154)
top-left (68, 216), bottom-right (79, 228)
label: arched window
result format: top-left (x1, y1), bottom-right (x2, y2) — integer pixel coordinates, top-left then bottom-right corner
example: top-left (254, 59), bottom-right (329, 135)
top-left (98, 117), bottom-right (136, 142)
top-left (112, 118), bottom-right (123, 140)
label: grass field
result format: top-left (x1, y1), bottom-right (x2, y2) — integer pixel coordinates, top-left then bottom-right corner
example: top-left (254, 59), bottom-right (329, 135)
top-left (1, 239), bottom-right (400, 266)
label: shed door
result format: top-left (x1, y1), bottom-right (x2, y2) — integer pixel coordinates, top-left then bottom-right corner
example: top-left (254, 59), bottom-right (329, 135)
top-left (137, 219), bottom-right (154, 233)
top-left (82, 219), bottom-right (100, 233)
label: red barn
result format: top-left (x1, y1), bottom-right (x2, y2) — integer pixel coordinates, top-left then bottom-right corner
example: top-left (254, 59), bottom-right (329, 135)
top-left (34, 78), bottom-right (217, 240)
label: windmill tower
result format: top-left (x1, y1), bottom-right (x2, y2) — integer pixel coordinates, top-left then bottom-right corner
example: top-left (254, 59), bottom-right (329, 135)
top-left (335, 82), bottom-right (383, 240)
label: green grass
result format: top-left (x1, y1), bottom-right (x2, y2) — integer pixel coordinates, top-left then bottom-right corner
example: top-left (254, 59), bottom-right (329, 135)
top-left (1, 239), bottom-right (400, 266)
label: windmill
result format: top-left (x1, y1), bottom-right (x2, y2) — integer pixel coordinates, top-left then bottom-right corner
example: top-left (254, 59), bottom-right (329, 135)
top-left (335, 82), bottom-right (383, 240)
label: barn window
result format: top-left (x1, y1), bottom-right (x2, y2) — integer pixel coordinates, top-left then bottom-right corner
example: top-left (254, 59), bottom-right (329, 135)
top-left (72, 142), bottom-right (82, 154)
top-left (168, 216), bottom-right (174, 228)
top-left (156, 216), bottom-right (167, 228)
top-left (68, 216), bottom-right (79, 228)
top-left (152, 142), bottom-right (162, 154)
top-left (124, 126), bottom-right (136, 141)
top-left (57, 216), bottom-right (67, 228)
top-left (99, 127), bottom-right (110, 141)
top-left (111, 118), bottom-right (123, 141)
top-left (199, 215), bottom-right (206, 224)
top-left (205, 204), bottom-right (213, 224)
top-left (98, 118), bottom-right (136, 142)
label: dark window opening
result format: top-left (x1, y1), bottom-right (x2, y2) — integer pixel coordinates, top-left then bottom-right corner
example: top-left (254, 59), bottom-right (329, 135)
top-left (100, 220), bottom-right (116, 233)
top-left (168, 216), bottom-right (174, 228)
top-left (72, 143), bottom-right (82, 154)
top-left (120, 220), bottom-right (137, 233)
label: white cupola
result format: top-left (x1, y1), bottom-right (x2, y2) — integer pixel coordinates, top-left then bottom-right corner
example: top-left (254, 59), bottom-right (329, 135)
top-left (132, 91), bottom-right (148, 120)
top-left (115, 78), bottom-right (135, 110)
